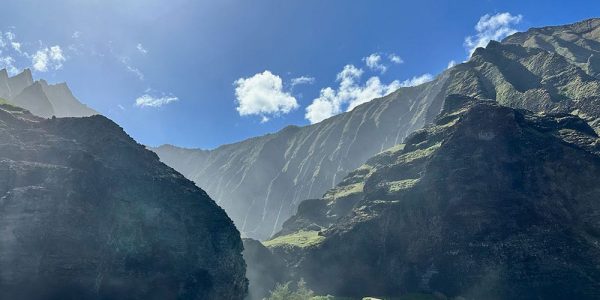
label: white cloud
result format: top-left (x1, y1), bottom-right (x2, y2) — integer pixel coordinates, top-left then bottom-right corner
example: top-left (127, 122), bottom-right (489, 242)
top-left (464, 12), bottom-right (523, 57)
top-left (1, 31), bottom-right (21, 53)
top-left (364, 53), bottom-right (387, 73)
top-left (291, 76), bottom-right (315, 87)
top-left (117, 104), bottom-right (125, 111)
top-left (346, 76), bottom-right (400, 110)
top-left (0, 29), bottom-right (74, 74)
top-left (72, 31), bottom-right (81, 39)
top-left (0, 56), bottom-right (18, 75)
top-left (135, 94), bottom-right (179, 108)
top-left (447, 60), bottom-right (457, 69)
top-left (11, 42), bottom-right (21, 53)
top-left (32, 45), bottom-right (66, 72)
top-left (137, 43), bottom-right (148, 54)
top-left (4, 32), bottom-right (15, 41)
top-left (305, 92), bottom-right (337, 124)
top-left (389, 53), bottom-right (403, 64)
top-left (234, 70), bottom-right (299, 121)
top-left (120, 57), bottom-right (144, 80)
top-left (49, 46), bottom-right (64, 61)
top-left (399, 73), bottom-right (434, 87)
top-left (305, 64), bottom-right (401, 124)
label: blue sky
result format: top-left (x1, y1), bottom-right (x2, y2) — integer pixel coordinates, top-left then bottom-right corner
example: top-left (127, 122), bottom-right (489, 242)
top-left (0, 0), bottom-right (598, 149)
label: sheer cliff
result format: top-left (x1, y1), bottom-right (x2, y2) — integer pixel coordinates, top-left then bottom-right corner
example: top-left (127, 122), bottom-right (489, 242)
top-left (0, 104), bottom-right (247, 299)
top-left (266, 96), bottom-right (600, 299)
top-left (153, 18), bottom-right (600, 240)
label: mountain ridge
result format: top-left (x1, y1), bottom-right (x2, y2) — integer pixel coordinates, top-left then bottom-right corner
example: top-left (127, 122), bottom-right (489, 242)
top-left (153, 17), bottom-right (600, 240)
top-left (263, 95), bottom-right (600, 299)
top-left (0, 68), bottom-right (97, 118)
top-left (0, 103), bottom-right (247, 299)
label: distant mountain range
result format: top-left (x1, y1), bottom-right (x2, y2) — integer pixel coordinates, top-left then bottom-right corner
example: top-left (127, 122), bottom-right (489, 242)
top-left (153, 18), bottom-right (600, 240)
top-left (0, 68), bottom-right (97, 118)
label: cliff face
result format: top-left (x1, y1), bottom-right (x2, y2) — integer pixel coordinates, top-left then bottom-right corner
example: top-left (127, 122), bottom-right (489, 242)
top-left (268, 96), bottom-right (600, 299)
top-left (0, 68), bottom-right (97, 118)
top-left (242, 238), bottom-right (287, 300)
top-left (152, 18), bottom-right (600, 240)
top-left (0, 104), bottom-right (247, 299)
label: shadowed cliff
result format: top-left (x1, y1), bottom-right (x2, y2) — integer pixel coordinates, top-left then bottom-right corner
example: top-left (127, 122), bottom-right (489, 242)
top-left (0, 104), bottom-right (247, 299)
top-left (266, 96), bottom-right (600, 299)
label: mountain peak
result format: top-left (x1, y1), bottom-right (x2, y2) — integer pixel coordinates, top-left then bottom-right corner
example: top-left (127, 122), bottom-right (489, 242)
top-left (0, 69), bottom-right (8, 80)
top-left (13, 68), bottom-right (33, 84)
top-left (0, 101), bottom-right (247, 299)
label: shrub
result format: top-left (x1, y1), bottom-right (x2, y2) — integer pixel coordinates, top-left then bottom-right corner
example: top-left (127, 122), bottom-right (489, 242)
top-left (266, 279), bottom-right (314, 300)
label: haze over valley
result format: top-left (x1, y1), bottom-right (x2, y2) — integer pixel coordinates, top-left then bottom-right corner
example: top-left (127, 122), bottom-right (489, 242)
top-left (1, 1), bottom-right (600, 299)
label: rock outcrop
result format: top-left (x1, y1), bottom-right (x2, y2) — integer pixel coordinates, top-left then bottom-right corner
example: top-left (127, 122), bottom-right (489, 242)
top-left (0, 104), bottom-right (247, 299)
top-left (152, 18), bottom-right (600, 240)
top-left (242, 238), bottom-right (287, 300)
top-left (266, 96), bottom-right (600, 299)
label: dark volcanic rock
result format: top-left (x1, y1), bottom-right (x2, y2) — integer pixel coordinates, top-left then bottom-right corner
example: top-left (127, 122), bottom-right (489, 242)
top-left (0, 105), bottom-right (247, 299)
top-left (242, 238), bottom-right (287, 300)
top-left (268, 96), bottom-right (600, 299)
top-left (0, 68), bottom-right (97, 118)
top-left (152, 18), bottom-right (600, 240)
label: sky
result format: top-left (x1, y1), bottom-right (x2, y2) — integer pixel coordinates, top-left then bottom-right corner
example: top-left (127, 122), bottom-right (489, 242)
top-left (0, 0), bottom-right (598, 149)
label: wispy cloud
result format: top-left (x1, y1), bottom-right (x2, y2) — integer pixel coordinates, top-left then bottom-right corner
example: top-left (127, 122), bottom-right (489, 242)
top-left (32, 46), bottom-right (66, 72)
top-left (4, 31), bottom-right (21, 53)
top-left (364, 53), bottom-right (387, 73)
top-left (137, 43), bottom-right (148, 55)
top-left (0, 56), bottom-right (18, 75)
top-left (234, 70), bottom-right (299, 122)
top-left (389, 53), bottom-right (403, 64)
top-left (464, 12), bottom-right (523, 57)
top-left (447, 60), bottom-right (457, 69)
top-left (120, 56), bottom-right (144, 80)
top-left (135, 93), bottom-right (179, 108)
top-left (362, 52), bottom-right (404, 74)
top-left (11, 41), bottom-right (21, 53)
top-left (4, 32), bottom-right (16, 42)
top-left (0, 29), bottom-right (73, 75)
top-left (290, 76), bottom-right (315, 87)
top-left (399, 73), bottom-right (433, 87)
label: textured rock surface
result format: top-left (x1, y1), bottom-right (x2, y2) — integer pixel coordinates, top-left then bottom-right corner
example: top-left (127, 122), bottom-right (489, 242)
top-left (0, 104), bottom-right (247, 299)
top-left (153, 18), bottom-right (600, 240)
top-left (242, 238), bottom-right (287, 300)
top-left (267, 96), bottom-right (600, 299)
top-left (0, 68), bottom-right (97, 118)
